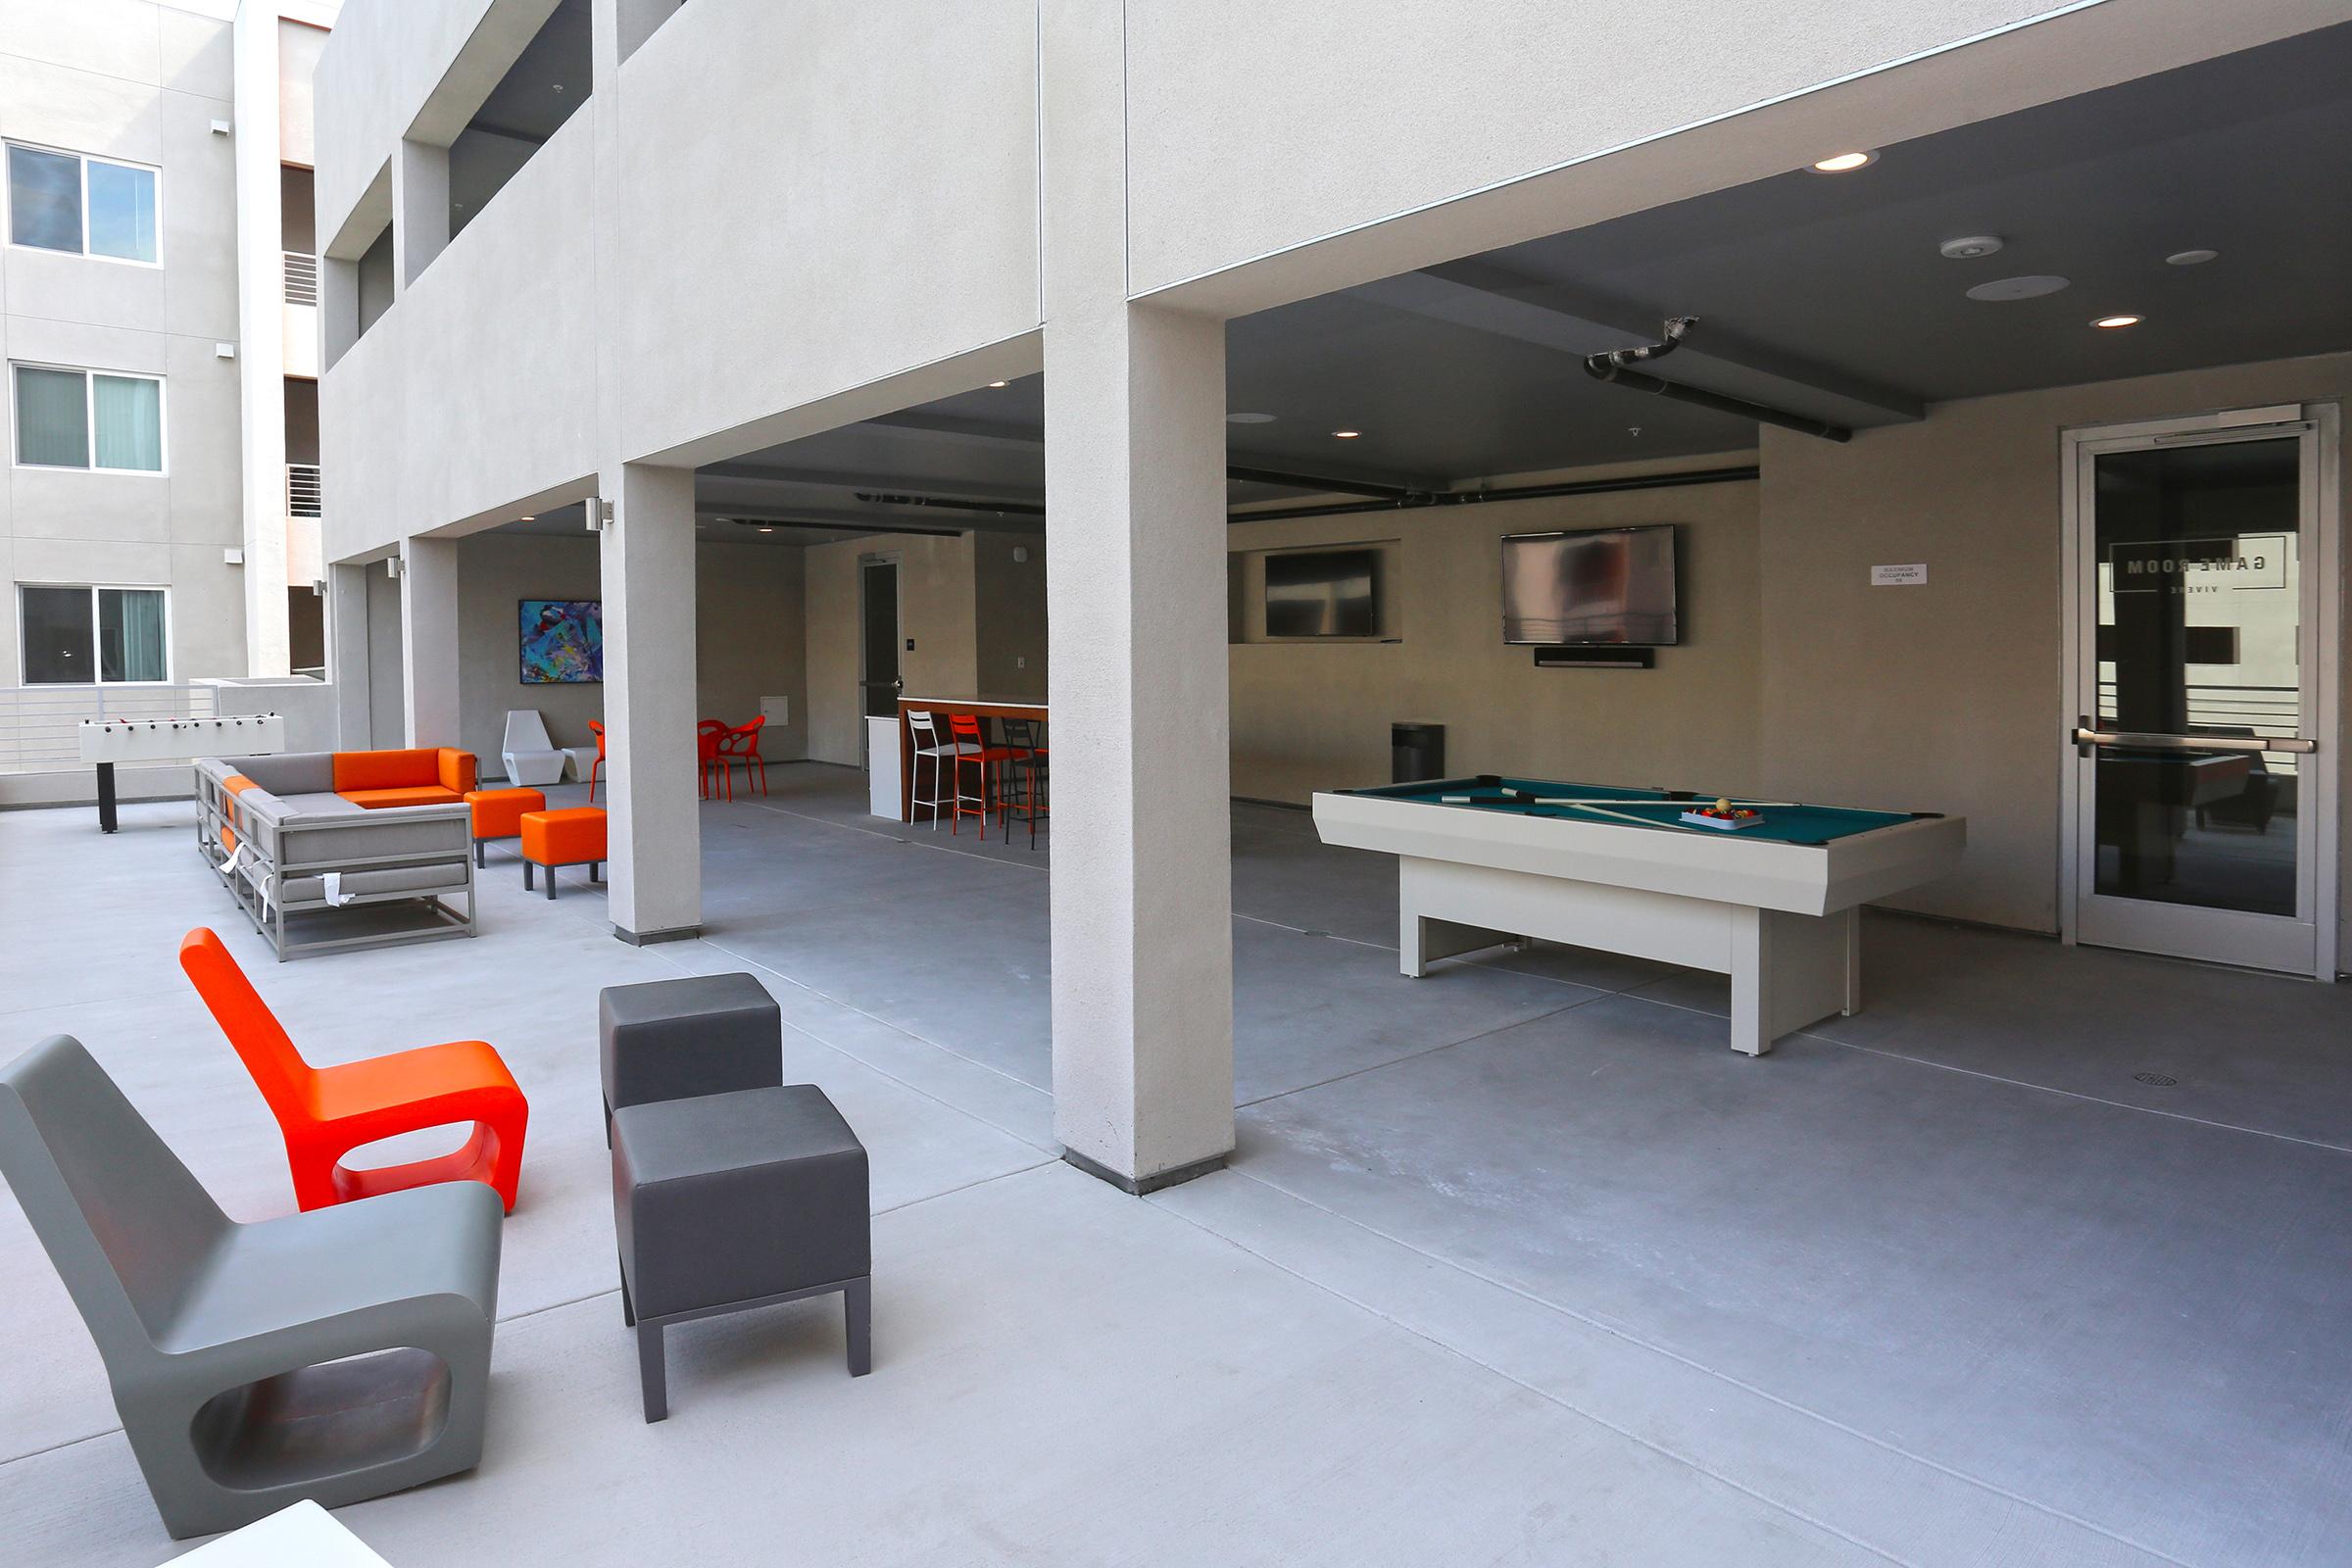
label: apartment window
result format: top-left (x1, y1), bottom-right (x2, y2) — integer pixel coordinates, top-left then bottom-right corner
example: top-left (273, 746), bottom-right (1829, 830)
top-left (6, 143), bottom-right (160, 263)
top-left (12, 365), bottom-right (165, 471)
top-left (19, 585), bottom-right (169, 684)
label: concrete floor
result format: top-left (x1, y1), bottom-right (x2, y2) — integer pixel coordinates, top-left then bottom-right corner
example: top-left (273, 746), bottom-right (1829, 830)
top-left (3, 762), bottom-right (2348, 1566)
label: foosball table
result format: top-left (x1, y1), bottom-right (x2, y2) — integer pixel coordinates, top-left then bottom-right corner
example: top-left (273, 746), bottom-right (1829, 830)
top-left (76, 713), bottom-right (287, 833)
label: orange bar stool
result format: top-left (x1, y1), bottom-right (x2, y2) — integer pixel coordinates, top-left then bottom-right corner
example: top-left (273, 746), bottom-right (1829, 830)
top-left (177, 927), bottom-right (530, 1211)
top-left (466, 785), bottom-right (546, 866)
top-left (945, 713), bottom-right (1013, 836)
top-left (521, 806), bottom-right (608, 898)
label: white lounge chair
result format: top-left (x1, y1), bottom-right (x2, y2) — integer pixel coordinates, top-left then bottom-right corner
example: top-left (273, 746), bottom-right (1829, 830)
top-left (500, 710), bottom-right (566, 786)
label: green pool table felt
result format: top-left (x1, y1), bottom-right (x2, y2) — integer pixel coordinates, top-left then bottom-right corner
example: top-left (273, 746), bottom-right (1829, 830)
top-left (1348, 776), bottom-right (1927, 847)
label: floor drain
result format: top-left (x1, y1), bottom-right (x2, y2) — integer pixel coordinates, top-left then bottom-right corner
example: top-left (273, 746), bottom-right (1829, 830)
top-left (2133, 1071), bottom-right (2180, 1087)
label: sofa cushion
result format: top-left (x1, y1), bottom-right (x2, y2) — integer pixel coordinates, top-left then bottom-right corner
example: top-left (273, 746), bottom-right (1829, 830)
top-left (275, 792), bottom-right (366, 816)
top-left (438, 750), bottom-right (478, 795)
top-left (233, 752), bottom-right (334, 796)
top-left (331, 749), bottom-right (439, 792)
top-left (339, 786), bottom-right (467, 810)
top-left (276, 863), bottom-right (471, 905)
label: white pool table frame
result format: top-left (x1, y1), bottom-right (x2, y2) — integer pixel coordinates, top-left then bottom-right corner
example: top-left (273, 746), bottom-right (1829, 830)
top-left (1312, 783), bottom-right (1966, 1055)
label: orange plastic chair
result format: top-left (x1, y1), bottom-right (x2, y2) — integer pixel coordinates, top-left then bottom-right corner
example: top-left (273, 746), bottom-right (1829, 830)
top-left (587, 719), bottom-right (607, 804)
top-left (177, 928), bottom-right (530, 1213)
top-left (696, 718), bottom-right (730, 800)
top-left (715, 715), bottom-right (768, 801)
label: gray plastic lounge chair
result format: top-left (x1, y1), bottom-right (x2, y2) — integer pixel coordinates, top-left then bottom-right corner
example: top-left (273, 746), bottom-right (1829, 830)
top-left (0, 1035), bottom-right (504, 1540)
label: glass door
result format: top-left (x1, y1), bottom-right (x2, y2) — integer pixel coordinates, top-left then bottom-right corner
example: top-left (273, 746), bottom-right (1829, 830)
top-left (858, 558), bottom-right (901, 768)
top-left (2064, 409), bottom-right (2338, 975)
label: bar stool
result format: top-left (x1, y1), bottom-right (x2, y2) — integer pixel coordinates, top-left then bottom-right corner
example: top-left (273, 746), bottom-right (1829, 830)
top-left (1000, 716), bottom-right (1048, 850)
top-left (946, 713), bottom-right (1013, 836)
top-left (906, 710), bottom-right (962, 829)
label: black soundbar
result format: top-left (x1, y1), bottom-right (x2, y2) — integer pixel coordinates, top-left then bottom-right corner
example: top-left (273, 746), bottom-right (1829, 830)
top-left (1532, 646), bottom-right (1655, 670)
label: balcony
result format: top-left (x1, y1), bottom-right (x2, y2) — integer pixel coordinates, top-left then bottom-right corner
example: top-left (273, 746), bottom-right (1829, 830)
top-left (286, 464), bottom-right (323, 585)
top-left (282, 251), bottom-right (320, 377)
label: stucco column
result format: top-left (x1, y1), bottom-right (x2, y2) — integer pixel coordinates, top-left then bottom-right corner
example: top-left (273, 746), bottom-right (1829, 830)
top-left (1042, 0), bottom-right (1234, 1193)
top-left (391, 140), bottom-right (449, 288)
top-left (325, 562), bottom-right (372, 749)
top-left (399, 536), bottom-right (461, 747)
top-left (597, 464), bottom-right (702, 943)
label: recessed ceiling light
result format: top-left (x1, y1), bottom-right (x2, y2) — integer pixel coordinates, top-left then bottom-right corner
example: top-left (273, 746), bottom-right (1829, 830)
top-left (760, 525), bottom-right (775, 533)
top-left (987, 380), bottom-right (1008, 388)
top-left (2166, 249), bottom-right (2218, 267)
top-left (1938, 235), bottom-right (2004, 261)
top-left (1965, 274), bottom-right (2070, 302)
top-left (1809, 151), bottom-right (1877, 173)
top-left (518, 514), bottom-right (535, 521)
top-left (1227, 411), bottom-right (1277, 424)
top-left (1331, 429), bottom-right (1361, 439)
top-left (2092, 315), bottom-right (2141, 329)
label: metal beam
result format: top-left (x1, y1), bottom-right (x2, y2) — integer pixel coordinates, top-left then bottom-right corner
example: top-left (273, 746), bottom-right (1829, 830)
top-left (1351, 260), bottom-right (1923, 428)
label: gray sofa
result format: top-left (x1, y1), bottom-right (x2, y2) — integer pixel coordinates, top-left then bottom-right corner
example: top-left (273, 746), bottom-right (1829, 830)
top-left (196, 753), bottom-right (475, 960)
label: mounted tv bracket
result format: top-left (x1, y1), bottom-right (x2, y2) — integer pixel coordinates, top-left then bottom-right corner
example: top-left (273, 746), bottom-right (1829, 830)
top-left (1583, 318), bottom-right (1852, 443)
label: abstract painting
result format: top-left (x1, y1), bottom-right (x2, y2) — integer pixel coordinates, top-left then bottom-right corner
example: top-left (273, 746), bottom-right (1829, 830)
top-left (519, 599), bottom-right (603, 684)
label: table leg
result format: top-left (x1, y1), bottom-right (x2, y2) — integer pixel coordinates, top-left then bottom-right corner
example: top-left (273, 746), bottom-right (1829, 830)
top-left (96, 761), bottom-right (118, 834)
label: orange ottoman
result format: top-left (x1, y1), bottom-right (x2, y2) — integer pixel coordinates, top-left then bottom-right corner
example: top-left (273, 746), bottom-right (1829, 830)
top-left (466, 787), bottom-right (546, 867)
top-left (520, 807), bottom-right (607, 899)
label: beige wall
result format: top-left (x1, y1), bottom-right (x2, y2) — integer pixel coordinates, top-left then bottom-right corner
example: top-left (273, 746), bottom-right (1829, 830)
top-left (452, 533), bottom-right (807, 777)
top-left (455, 533), bottom-right (605, 766)
top-left (1226, 462), bottom-right (1764, 806)
top-left (1759, 354), bottom-right (2350, 957)
top-left (696, 540), bottom-right (808, 761)
top-left (974, 536), bottom-right (1048, 701)
top-left (804, 531), bottom-right (986, 765)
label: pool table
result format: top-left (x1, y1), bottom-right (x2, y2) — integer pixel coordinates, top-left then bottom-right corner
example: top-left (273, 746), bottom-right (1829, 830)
top-left (1311, 775), bottom-right (1967, 1055)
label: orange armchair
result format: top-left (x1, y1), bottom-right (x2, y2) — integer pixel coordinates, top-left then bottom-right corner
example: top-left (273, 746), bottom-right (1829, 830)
top-left (177, 928), bottom-right (529, 1212)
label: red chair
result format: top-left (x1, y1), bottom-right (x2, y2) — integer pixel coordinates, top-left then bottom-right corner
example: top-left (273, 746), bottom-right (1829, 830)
top-left (587, 719), bottom-right (607, 804)
top-left (697, 718), bottom-right (730, 800)
top-left (715, 715), bottom-right (768, 801)
top-left (945, 713), bottom-right (1014, 835)
top-left (177, 928), bottom-right (530, 1212)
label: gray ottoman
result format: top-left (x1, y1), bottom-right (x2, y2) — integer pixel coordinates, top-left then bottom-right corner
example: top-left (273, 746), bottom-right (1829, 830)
top-left (599, 972), bottom-right (782, 1142)
top-left (611, 1085), bottom-right (871, 1422)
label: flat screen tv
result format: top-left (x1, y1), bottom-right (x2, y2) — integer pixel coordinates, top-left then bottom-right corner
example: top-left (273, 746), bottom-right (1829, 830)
top-left (1265, 548), bottom-right (1379, 638)
top-left (1500, 525), bottom-right (1679, 646)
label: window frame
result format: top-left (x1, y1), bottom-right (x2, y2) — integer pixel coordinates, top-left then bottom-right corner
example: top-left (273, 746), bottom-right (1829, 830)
top-left (16, 582), bottom-right (172, 687)
top-left (3, 140), bottom-right (164, 268)
top-left (9, 361), bottom-right (169, 475)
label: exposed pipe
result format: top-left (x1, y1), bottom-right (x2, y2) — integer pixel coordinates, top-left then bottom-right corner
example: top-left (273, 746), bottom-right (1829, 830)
top-left (1584, 318), bottom-right (1851, 443)
top-left (1226, 464), bottom-right (1759, 524)
top-left (854, 491), bottom-right (1047, 516)
top-left (1225, 465), bottom-right (1424, 501)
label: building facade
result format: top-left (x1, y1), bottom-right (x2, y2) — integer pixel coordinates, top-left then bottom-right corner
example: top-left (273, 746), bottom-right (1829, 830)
top-left (311, 0), bottom-right (2350, 1192)
top-left (1, 0), bottom-right (334, 716)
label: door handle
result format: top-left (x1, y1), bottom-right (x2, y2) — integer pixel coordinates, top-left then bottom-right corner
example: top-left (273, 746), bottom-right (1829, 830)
top-left (2072, 721), bottom-right (2317, 757)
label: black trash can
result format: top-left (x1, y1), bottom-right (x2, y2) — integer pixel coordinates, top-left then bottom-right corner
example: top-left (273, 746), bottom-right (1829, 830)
top-left (1392, 722), bottom-right (1446, 784)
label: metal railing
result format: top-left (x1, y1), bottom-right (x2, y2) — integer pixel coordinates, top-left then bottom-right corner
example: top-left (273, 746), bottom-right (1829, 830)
top-left (286, 464), bottom-right (322, 518)
top-left (283, 250), bottom-right (318, 306)
top-left (0, 684), bottom-right (220, 774)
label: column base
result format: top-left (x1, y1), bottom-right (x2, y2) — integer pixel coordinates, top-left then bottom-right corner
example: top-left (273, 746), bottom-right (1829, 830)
top-left (1060, 1146), bottom-right (1229, 1197)
top-left (612, 923), bottom-right (703, 947)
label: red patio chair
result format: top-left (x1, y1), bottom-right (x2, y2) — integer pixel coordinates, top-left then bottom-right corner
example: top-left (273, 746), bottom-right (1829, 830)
top-left (715, 715), bottom-right (768, 800)
top-left (697, 718), bottom-right (730, 800)
top-left (587, 719), bottom-right (607, 803)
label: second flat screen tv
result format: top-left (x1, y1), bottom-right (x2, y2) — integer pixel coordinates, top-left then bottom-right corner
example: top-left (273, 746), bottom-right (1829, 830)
top-left (1265, 548), bottom-right (1379, 638)
top-left (1500, 524), bottom-right (1679, 646)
